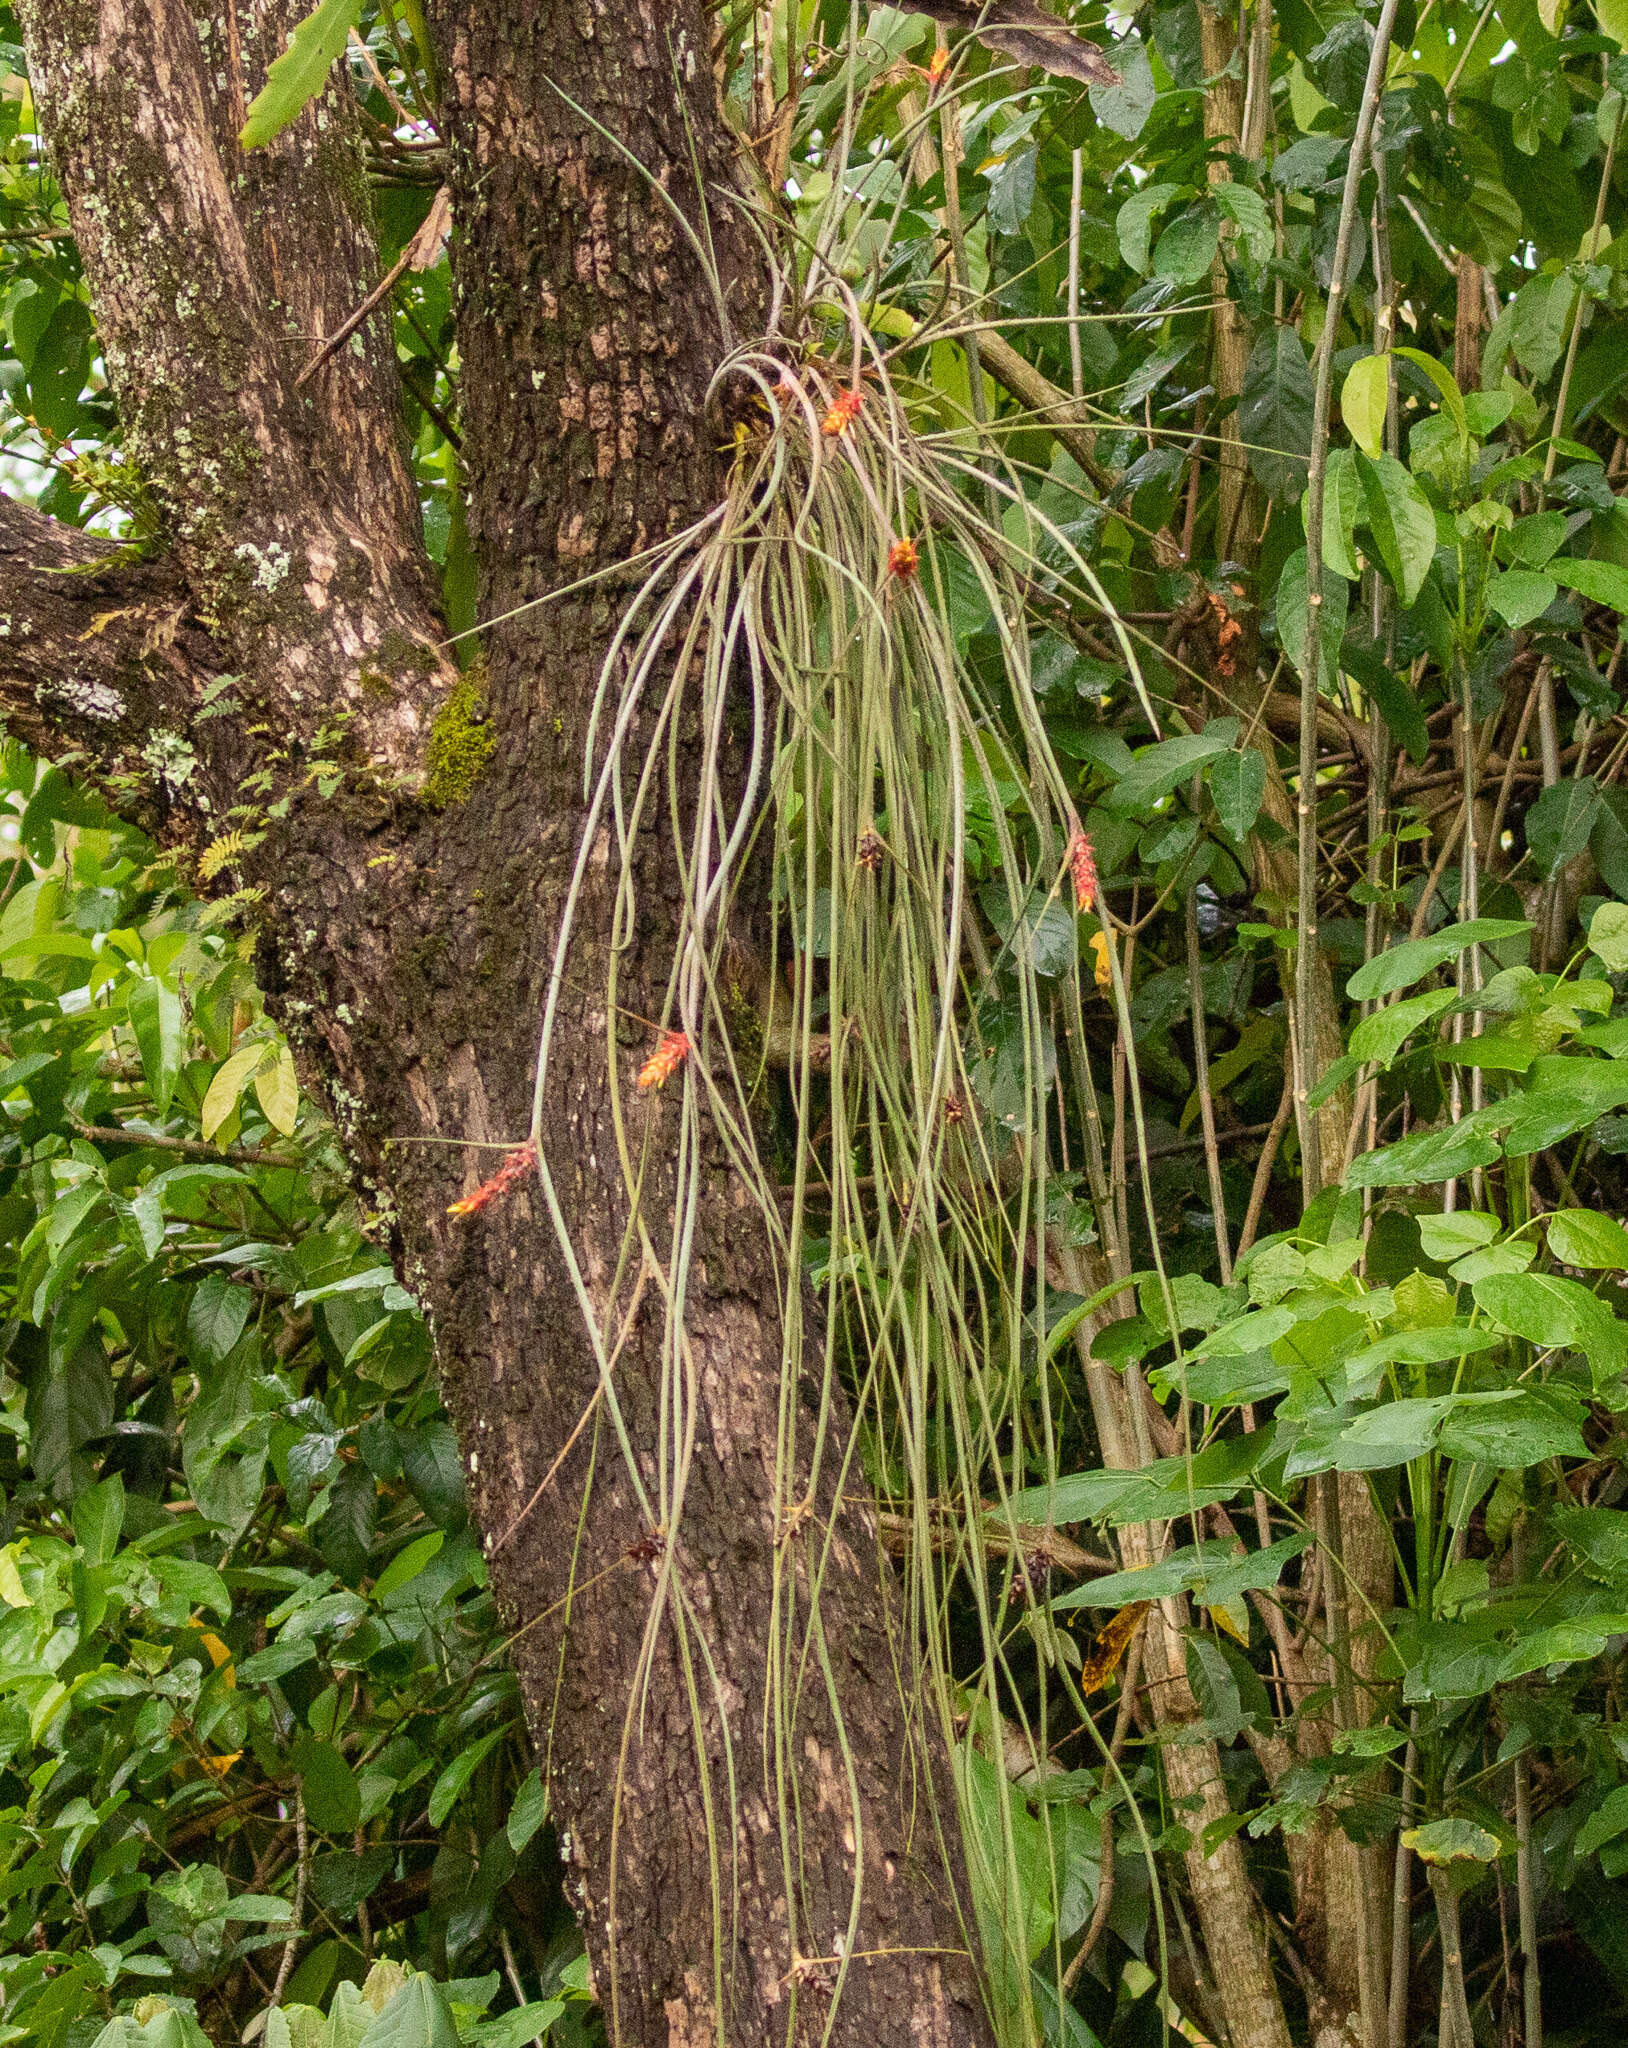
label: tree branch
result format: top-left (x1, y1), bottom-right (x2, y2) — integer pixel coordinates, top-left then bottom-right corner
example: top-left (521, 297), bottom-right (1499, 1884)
top-left (17, 0), bottom-right (453, 779)
top-left (0, 495), bottom-right (217, 799)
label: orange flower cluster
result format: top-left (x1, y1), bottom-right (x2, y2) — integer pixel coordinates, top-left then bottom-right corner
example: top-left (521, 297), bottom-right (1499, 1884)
top-left (448, 1139), bottom-right (538, 1219)
top-left (637, 1029), bottom-right (690, 1090)
top-left (821, 388), bottom-right (864, 437)
top-left (927, 44), bottom-right (949, 87)
top-left (1066, 824), bottom-right (1098, 913)
top-left (887, 535), bottom-right (918, 578)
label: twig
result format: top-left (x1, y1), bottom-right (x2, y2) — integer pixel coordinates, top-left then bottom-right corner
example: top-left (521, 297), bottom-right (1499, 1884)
top-left (1295, 0), bottom-right (1403, 1197)
top-left (1061, 1807), bottom-right (1115, 1994)
top-left (70, 1120), bottom-right (300, 1170)
top-left (1186, 862), bottom-right (1233, 1280)
top-left (1236, 1058), bottom-right (1294, 1259)
top-left (267, 1789), bottom-right (307, 2007)
top-left (296, 187), bottom-right (450, 388)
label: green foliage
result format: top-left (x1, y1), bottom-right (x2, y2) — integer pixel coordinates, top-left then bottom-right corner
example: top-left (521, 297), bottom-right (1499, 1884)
top-left (240, 0), bottom-right (365, 150)
top-left (0, 756), bottom-right (590, 2048)
top-left (17, 0), bottom-right (1628, 2038)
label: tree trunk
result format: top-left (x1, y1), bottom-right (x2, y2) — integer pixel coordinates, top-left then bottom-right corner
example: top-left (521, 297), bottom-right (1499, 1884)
top-left (10, 4), bottom-right (992, 2044)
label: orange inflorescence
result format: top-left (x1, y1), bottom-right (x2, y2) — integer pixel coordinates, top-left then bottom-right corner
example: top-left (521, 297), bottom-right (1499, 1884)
top-left (887, 535), bottom-right (919, 578)
top-left (1066, 823), bottom-right (1098, 913)
top-left (927, 43), bottom-right (949, 87)
top-left (1078, 1600), bottom-right (1149, 1696)
top-left (637, 1029), bottom-right (691, 1091)
top-left (1208, 590), bottom-right (1244, 678)
top-left (448, 1139), bottom-right (538, 1218)
top-left (820, 388), bottom-right (864, 437)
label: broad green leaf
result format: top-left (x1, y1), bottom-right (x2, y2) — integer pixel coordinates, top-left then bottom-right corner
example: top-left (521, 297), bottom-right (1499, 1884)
top-left (240, 0), bottom-right (364, 149)
top-left (1510, 271), bottom-right (1577, 382)
top-left (1276, 547), bottom-right (1347, 686)
top-left (294, 1735), bottom-right (361, 1834)
top-left (1473, 1269), bottom-right (1593, 1347)
top-left (1356, 451), bottom-right (1436, 607)
top-left (1401, 1818), bottom-right (1500, 1864)
top-left (1393, 347), bottom-right (1468, 447)
top-left (1089, 33), bottom-right (1155, 139)
top-left (372, 1529), bottom-right (445, 1602)
top-left (1207, 748), bottom-right (1267, 840)
top-left (428, 1727), bottom-right (509, 1827)
top-left (1346, 920), bottom-right (1531, 1000)
top-left (1152, 206), bottom-right (1219, 283)
top-left (1485, 568), bottom-right (1557, 628)
top-left (1552, 556), bottom-right (1628, 614)
top-left (1106, 719), bottom-right (1239, 812)
top-left (73, 1474), bottom-right (124, 1566)
top-left (1527, 777), bottom-right (1603, 877)
top-left (1214, 182), bottom-right (1273, 264)
top-left (1589, 901), bottom-right (1628, 971)
top-left (507, 1768), bottom-right (549, 1853)
top-left (256, 1044), bottom-right (300, 1136)
top-left (1341, 353), bottom-right (1389, 459)
top-left (1343, 641), bottom-right (1427, 763)
top-left (1334, 1396), bottom-right (1453, 1471)
top-left (464, 2005), bottom-right (568, 2048)
top-left (0, 1543), bottom-right (29, 1608)
top-left (1239, 327), bottom-right (1316, 502)
top-left (1349, 987), bottom-right (1456, 1067)
top-left (954, 1743), bottom-right (1054, 1979)
top-left (1548, 1208), bottom-right (1628, 1269)
top-left (1416, 1211), bottom-right (1501, 1261)
top-left (1115, 183), bottom-right (1182, 271)
top-left (1344, 1107), bottom-right (1506, 1189)
top-left (1438, 1389), bottom-right (1586, 1467)
top-left (189, 1270), bottom-right (251, 1368)
top-left (1578, 1786), bottom-right (1628, 1857)
top-left (1055, 1533), bottom-right (1307, 1610)
top-left (358, 1976), bottom-right (461, 2048)
top-left (1303, 444), bottom-right (1363, 578)
top-left (201, 1043), bottom-right (269, 1140)
top-left (129, 974), bottom-right (184, 1116)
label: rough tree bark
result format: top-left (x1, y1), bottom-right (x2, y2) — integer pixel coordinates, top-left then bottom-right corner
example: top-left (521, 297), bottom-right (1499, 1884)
top-left (9, 5), bottom-right (990, 2045)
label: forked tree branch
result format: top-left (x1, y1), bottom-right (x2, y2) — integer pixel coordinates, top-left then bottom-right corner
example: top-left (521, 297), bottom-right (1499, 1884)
top-left (15, 0), bottom-right (453, 785)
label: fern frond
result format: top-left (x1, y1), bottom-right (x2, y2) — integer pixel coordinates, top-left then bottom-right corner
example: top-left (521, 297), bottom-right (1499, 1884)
top-left (198, 829), bottom-right (255, 882)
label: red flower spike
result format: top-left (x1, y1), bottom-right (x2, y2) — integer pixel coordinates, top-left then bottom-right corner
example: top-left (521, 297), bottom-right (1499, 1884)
top-left (887, 536), bottom-right (918, 578)
top-left (1066, 824), bottom-right (1098, 914)
top-left (637, 1029), bottom-right (690, 1091)
top-left (820, 389), bottom-right (864, 437)
top-left (448, 1139), bottom-right (538, 1219)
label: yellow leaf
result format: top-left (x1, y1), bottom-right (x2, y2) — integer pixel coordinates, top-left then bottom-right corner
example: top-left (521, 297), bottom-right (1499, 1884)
top-left (198, 1751), bottom-right (241, 1779)
top-left (201, 1043), bottom-right (269, 1141)
top-left (1206, 1595), bottom-right (1251, 1648)
top-left (1088, 930), bottom-right (1112, 991)
top-left (0, 1543), bottom-right (29, 1608)
top-left (199, 1631), bottom-right (236, 1684)
top-left (1078, 1601), bottom-right (1148, 1695)
top-left (255, 1046), bottom-right (299, 1137)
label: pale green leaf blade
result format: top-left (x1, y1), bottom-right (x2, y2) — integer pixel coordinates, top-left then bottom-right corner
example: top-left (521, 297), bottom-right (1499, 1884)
top-left (240, 0), bottom-right (363, 149)
top-left (1341, 353), bottom-right (1388, 459)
